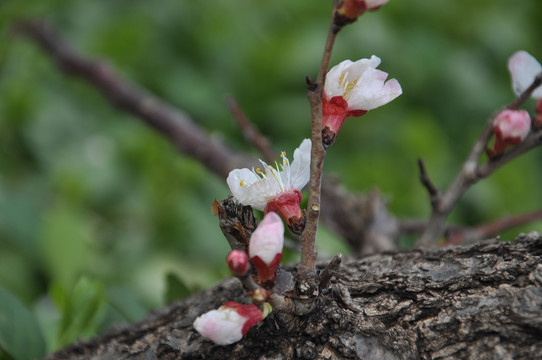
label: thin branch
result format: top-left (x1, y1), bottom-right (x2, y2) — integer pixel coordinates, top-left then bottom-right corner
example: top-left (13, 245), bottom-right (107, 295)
top-left (13, 20), bottom-right (256, 179)
top-left (416, 76), bottom-right (542, 247)
top-left (401, 208), bottom-right (542, 245)
top-left (225, 95), bottom-right (276, 163)
top-left (446, 208), bottom-right (542, 245)
top-left (297, 0), bottom-right (341, 281)
top-left (417, 158), bottom-right (440, 209)
top-left (508, 73), bottom-right (542, 110)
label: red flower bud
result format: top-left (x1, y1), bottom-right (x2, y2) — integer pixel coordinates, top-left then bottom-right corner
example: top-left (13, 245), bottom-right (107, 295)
top-left (336, 0), bottom-right (390, 25)
top-left (265, 190), bottom-right (306, 235)
top-left (226, 250), bottom-right (250, 277)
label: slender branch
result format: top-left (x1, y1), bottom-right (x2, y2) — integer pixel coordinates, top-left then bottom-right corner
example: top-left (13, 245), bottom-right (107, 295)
top-left (446, 208), bottom-right (542, 245)
top-left (401, 207), bottom-right (542, 245)
top-left (417, 158), bottom-right (440, 208)
top-left (13, 20), bottom-right (255, 179)
top-left (298, 0), bottom-right (341, 280)
top-left (225, 95), bottom-right (276, 163)
top-left (477, 130), bottom-right (542, 178)
top-left (416, 76), bottom-right (542, 247)
top-left (508, 73), bottom-right (542, 110)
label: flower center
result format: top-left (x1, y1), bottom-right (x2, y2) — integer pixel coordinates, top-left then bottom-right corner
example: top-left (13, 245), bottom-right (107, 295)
top-left (338, 72), bottom-right (358, 101)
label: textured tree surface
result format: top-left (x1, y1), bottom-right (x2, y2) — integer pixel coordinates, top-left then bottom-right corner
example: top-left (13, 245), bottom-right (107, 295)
top-left (45, 233), bottom-right (542, 360)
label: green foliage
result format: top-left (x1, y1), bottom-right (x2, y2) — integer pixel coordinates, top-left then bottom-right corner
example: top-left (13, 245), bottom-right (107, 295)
top-left (0, 286), bottom-right (46, 360)
top-left (0, 0), bottom-right (541, 356)
top-left (164, 272), bottom-right (193, 304)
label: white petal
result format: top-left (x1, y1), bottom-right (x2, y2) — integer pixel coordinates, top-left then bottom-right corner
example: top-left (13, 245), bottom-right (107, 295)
top-left (227, 168), bottom-right (280, 210)
top-left (193, 308), bottom-right (245, 345)
top-left (348, 67), bottom-right (402, 110)
top-left (345, 56), bottom-right (382, 83)
top-left (288, 138), bottom-right (311, 191)
top-left (325, 60), bottom-right (354, 97)
top-left (226, 139), bottom-right (311, 210)
top-left (508, 50), bottom-right (542, 98)
top-left (365, 0), bottom-right (389, 9)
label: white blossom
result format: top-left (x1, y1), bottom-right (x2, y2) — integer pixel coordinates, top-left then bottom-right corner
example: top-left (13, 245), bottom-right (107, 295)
top-left (325, 56), bottom-right (402, 111)
top-left (226, 139), bottom-right (311, 211)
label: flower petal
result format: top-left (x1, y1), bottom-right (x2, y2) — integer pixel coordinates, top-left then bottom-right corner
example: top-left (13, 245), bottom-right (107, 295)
top-left (193, 308), bottom-right (245, 345)
top-left (348, 67), bottom-right (402, 110)
top-left (325, 60), bottom-right (354, 98)
top-left (285, 138), bottom-right (311, 191)
top-left (227, 168), bottom-right (280, 210)
top-left (508, 50), bottom-right (542, 99)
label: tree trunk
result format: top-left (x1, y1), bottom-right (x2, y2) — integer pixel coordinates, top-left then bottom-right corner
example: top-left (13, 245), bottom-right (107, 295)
top-left (44, 233), bottom-right (542, 360)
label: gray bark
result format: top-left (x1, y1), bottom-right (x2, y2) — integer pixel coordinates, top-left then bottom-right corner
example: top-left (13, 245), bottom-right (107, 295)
top-left (44, 232), bottom-right (542, 360)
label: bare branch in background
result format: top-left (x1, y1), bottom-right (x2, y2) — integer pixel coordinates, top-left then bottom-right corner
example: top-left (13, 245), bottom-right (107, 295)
top-left (12, 20), bottom-right (256, 179)
top-left (445, 208), bottom-right (542, 245)
top-left (416, 76), bottom-right (542, 247)
top-left (225, 95), bottom-right (276, 163)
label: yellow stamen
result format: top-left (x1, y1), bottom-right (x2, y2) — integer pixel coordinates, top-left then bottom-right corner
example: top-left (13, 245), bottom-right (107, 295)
top-left (240, 180), bottom-right (247, 187)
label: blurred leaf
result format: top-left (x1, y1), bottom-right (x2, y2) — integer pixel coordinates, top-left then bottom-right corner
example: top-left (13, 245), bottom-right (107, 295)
top-left (53, 277), bottom-right (106, 349)
top-left (39, 201), bottom-right (95, 287)
top-left (106, 286), bottom-right (148, 323)
top-left (164, 272), bottom-right (192, 304)
top-left (0, 349), bottom-right (14, 360)
top-left (0, 286), bottom-right (46, 360)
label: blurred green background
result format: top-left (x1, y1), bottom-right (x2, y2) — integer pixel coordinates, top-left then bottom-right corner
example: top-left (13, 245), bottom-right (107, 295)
top-left (0, 0), bottom-right (541, 358)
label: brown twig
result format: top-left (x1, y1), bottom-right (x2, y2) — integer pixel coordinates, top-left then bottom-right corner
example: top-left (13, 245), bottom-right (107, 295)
top-left (225, 95), bottom-right (276, 163)
top-left (13, 20), bottom-right (256, 179)
top-left (417, 158), bottom-right (440, 208)
top-left (401, 207), bottom-right (542, 245)
top-left (297, 0), bottom-right (341, 282)
top-left (416, 75), bottom-right (542, 248)
top-left (445, 208), bottom-right (542, 245)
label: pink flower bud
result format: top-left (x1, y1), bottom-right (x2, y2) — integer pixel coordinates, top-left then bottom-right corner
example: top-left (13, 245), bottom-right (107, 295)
top-left (322, 56), bottom-right (402, 148)
top-left (249, 212), bottom-right (284, 283)
top-left (492, 109), bottom-right (531, 154)
top-left (193, 301), bottom-right (263, 345)
top-left (336, 0), bottom-right (390, 23)
top-left (226, 250), bottom-right (250, 276)
top-left (265, 190), bottom-right (306, 235)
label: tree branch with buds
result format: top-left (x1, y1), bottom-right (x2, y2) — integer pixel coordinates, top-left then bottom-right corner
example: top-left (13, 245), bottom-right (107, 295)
top-left (417, 56), bottom-right (542, 247)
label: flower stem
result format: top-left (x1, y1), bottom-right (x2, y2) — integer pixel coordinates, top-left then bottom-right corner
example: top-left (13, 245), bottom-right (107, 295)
top-left (298, 0), bottom-right (341, 279)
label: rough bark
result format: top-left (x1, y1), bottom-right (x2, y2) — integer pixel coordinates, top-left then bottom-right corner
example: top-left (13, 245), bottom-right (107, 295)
top-left (45, 232), bottom-right (542, 360)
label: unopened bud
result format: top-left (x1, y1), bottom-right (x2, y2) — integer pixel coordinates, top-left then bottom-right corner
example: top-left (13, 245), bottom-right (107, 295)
top-left (193, 301), bottom-right (263, 345)
top-left (336, 0), bottom-right (390, 26)
top-left (249, 212), bottom-right (284, 282)
top-left (492, 109), bottom-right (531, 154)
top-left (265, 190), bottom-right (306, 235)
top-left (226, 250), bottom-right (250, 277)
